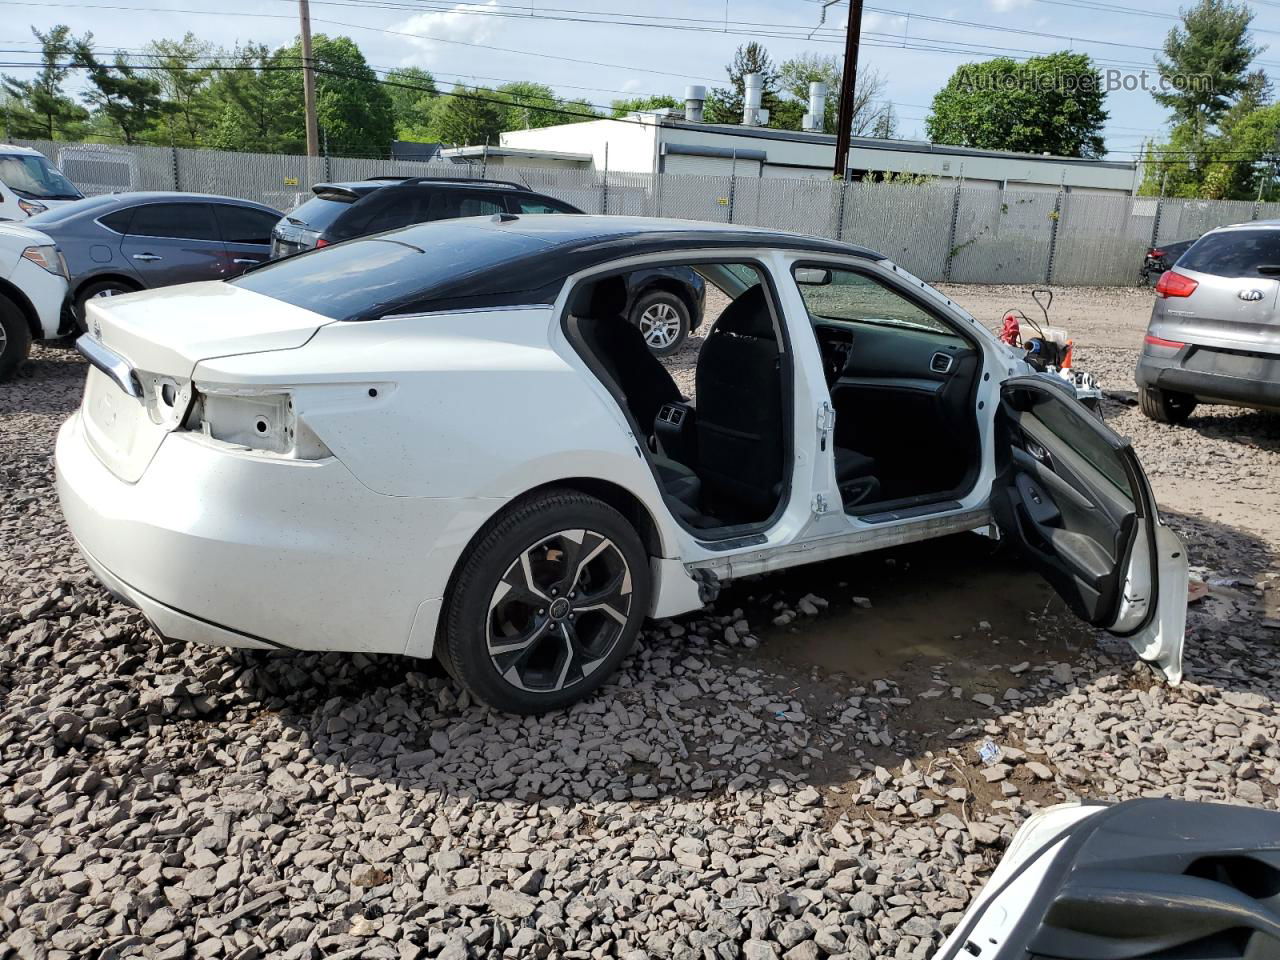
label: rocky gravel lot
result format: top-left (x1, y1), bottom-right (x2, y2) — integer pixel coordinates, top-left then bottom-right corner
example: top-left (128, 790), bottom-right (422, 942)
top-left (2, 285), bottom-right (1279, 960)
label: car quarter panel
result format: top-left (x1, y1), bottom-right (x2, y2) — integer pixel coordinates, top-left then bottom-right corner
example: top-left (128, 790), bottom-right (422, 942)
top-left (57, 411), bottom-right (497, 657)
top-left (192, 308), bottom-right (687, 553)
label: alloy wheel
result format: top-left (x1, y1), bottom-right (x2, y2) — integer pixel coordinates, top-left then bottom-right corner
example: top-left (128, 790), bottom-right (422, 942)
top-left (638, 301), bottom-right (682, 350)
top-left (486, 529), bottom-right (633, 693)
top-left (91, 288), bottom-right (121, 299)
top-left (0, 322), bottom-right (7, 357)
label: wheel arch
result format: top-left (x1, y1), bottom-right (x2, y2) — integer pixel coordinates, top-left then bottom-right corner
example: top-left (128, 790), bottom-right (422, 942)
top-left (75, 272), bottom-right (141, 301)
top-left (0, 277), bottom-right (42, 340)
top-left (428, 476), bottom-right (675, 660)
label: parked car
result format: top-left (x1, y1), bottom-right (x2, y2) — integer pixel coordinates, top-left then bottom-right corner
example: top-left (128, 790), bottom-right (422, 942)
top-left (58, 216), bottom-right (1187, 715)
top-left (0, 144), bottom-right (83, 222)
top-left (0, 221), bottom-right (70, 380)
top-left (26, 192), bottom-right (282, 328)
top-left (937, 797), bottom-right (1280, 960)
top-left (1139, 237), bottom-right (1194, 285)
top-left (1137, 221), bottom-right (1280, 423)
top-left (274, 176), bottom-right (705, 354)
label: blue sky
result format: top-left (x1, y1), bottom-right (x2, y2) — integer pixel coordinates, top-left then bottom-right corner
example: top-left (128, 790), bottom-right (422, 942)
top-left (1, 0), bottom-right (1277, 158)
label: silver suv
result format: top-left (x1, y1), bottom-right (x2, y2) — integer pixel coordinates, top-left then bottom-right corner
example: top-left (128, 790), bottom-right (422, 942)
top-left (1137, 221), bottom-right (1280, 423)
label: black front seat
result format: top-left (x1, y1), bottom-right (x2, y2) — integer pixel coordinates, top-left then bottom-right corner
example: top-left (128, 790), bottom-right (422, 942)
top-left (694, 285), bottom-right (784, 517)
top-left (570, 277), bottom-right (682, 436)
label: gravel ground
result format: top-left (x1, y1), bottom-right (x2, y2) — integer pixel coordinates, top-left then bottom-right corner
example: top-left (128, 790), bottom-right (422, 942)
top-left (2, 286), bottom-right (1278, 960)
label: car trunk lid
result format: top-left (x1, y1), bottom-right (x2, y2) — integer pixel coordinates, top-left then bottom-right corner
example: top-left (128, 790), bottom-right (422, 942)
top-left (78, 281), bottom-right (332, 481)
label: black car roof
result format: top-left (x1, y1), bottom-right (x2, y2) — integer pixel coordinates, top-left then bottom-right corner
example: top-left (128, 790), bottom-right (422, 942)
top-left (233, 214), bottom-right (883, 322)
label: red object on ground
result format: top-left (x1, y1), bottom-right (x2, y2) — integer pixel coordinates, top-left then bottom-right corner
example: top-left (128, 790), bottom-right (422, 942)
top-left (999, 312), bottom-right (1022, 347)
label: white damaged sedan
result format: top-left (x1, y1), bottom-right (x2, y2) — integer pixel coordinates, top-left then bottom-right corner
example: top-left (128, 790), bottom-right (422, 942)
top-left (57, 215), bottom-right (1188, 714)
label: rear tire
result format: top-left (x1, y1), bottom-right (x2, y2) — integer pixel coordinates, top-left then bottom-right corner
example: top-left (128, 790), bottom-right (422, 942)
top-left (1139, 385), bottom-right (1196, 425)
top-left (437, 489), bottom-right (651, 714)
top-left (0, 295), bottom-right (32, 383)
top-left (75, 279), bottom-right (138, 330)
top-left (631, 290), bottom-right (690, 357)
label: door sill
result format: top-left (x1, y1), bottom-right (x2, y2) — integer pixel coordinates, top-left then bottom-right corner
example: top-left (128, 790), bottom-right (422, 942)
top-left (855, 499), bottom-right (964, 524)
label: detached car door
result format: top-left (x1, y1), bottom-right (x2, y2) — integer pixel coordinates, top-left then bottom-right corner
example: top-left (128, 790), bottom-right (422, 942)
top-left (992, 376), bottom-right (1188, 682)
top-left (120, 202), bottom-right (226, 287)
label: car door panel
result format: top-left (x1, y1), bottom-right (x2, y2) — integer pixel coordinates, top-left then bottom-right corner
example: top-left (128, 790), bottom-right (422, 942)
top-left (120, 202), bottom-right (225, 287)
top-left (992, 375), bottom-right (1187, 682)
top-left (212, 204), bottom-right (279, 276)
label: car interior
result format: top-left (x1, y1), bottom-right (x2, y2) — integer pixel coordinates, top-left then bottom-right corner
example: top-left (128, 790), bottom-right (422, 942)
top-left (568, 263), bottom-right (791, 535)
top-left (566, 261), bottom-right (984, 536)
top-left (795, 265), bottom-right (983, 515)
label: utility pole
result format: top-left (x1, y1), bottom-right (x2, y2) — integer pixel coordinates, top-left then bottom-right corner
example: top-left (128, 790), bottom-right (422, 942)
top-left (832, 0), bottom-right (864, 178)
top-left (299, 0), bottom-right (319, 158)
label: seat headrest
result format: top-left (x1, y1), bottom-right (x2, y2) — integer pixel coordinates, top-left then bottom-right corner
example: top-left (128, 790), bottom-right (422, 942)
top-left (712, 284), bottom-right (774, 339)
top-left (569, 275), bottom-right (629, 318)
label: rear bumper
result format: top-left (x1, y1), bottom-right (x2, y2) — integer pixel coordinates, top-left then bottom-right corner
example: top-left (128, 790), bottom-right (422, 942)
top-left (1135, 341), bottom-right (1280, 409)
top-left (55, 412), bottom-right (501, 658)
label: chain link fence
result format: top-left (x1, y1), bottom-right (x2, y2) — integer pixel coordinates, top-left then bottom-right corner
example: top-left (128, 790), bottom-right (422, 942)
top-left (13, 138), bottom-right (1276, 287)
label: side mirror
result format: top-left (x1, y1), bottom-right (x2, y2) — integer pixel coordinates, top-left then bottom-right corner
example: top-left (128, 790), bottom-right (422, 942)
top-left (795, 267), bottom-right (832, 286)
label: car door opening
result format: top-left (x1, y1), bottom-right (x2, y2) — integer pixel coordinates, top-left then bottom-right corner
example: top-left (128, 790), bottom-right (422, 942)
top-left (794, 264), bottom-right (984, 514)
top-left (566, 262), bottom-right (792, 537)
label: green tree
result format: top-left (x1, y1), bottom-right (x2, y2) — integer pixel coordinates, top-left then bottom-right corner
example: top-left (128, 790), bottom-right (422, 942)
top-left (0, 25), bottom-right (89, 140)
top-left (147, 33), bottom-right (214, 146)
top-left (704, 42), bottom-right (780, 124)
top-left (926, 52), bottom-right (1108, 158)
top-left (386, 66), bottom-right (436, 140)
top-left (495, 81), bottom-right (562, 130)
top-left (430, 85), bottom-right (504, 146)
top-left (870, 102), bottom-right (898, 139)
top-left (73, 41), bottom-right (166, 144)
top-left (610, 94), bottom-right (679, 118)
top-left (208, 43), bottom-right (283, 152)
top-left (1154, 0), bottom-right (1261, 130)
top-left (210, 35), bottom-right (394, 155)
top-left (775, 53), bottom-right (888, 134)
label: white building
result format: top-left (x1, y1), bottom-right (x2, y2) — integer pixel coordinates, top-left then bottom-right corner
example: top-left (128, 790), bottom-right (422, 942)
top-left (496, 111), bottom-right (1140, 197)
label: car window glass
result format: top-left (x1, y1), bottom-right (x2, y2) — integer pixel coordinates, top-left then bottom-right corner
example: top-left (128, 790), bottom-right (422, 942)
top-left (214, 204), bottom-right (277, 245)
top-left (361, 191), bottom-right (434, 236)
top-left (128, 203), bottom-right (219, 241)
top-left (0, 153), bottom-right (80, 200)
top-left (288, 195), bottom-right (355, 231)
top-left (510, 196), bottom-right (573, 214)
top-left (98, 208), bottom-right (135, 234)
top-left (1178, 229), bottom-right (1280, 278)
top-left (433, 191), bottom-right (505, 219)
top-left (794, 266), bottom-right (956, 337)
top-left (1024, 391), bottom-right (1132, 499)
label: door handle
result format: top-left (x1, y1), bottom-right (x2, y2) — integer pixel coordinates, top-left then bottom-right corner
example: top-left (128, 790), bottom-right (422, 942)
top-left (232, 258), bottom-right (261, 265)
top-left (131, 253), bottom-right (162, 262)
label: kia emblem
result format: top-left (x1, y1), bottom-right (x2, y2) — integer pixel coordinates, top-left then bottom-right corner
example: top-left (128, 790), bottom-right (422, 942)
top-left (1238, 288), bottom-right (1265, 301)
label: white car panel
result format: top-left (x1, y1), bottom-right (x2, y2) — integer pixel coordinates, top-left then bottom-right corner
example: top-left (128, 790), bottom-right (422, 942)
top-left (84, 281), bottom-right (336, 378)
top-left (0, 221), bottom-right (68, 339)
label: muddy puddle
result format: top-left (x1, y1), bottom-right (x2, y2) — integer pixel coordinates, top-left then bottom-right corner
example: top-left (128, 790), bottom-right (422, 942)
top-left (719, 533), bottom-right (1100, 744)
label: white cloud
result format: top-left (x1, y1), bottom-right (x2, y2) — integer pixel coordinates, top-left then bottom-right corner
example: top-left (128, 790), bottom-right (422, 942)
top-left (392, 1), bottom-right (500, 66)
top-left (987, 0), bottom-right (1031, 10)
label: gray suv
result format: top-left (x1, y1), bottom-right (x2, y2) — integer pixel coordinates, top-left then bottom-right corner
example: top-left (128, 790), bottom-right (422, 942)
top-left (1136, 222), bottom-right (1280, 423)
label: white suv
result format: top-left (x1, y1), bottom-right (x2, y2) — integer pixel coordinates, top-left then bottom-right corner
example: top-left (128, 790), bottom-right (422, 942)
top-left (56, 216), bottom-right (1188, 714)
top-left (0, 144), bottom-right (83, 221)
top-left (0, 221), bottom-right (69, 380)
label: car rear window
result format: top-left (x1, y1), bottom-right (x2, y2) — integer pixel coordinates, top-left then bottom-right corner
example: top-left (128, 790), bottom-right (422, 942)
top-left (1178, 229), bottom-right (1280, 278)
top-left (287, 195), bottom-right (357, 231)
top-left (230, 226), bottom-right (557, 321)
